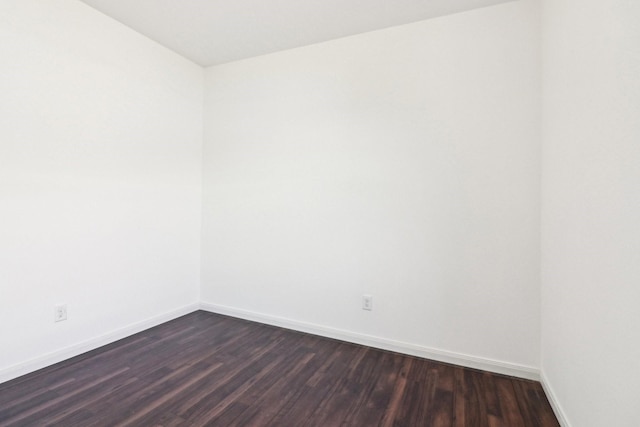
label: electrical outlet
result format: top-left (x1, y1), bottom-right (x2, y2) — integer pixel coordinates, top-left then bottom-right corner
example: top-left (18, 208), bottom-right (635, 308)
top-left (54, 304), bottom-right (67, 322)
top-left (362, 295), bottom-right (373, 311)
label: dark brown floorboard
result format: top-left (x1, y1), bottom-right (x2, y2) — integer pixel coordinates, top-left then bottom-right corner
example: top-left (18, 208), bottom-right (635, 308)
top-left (0, 311), bottom-right (559, 427)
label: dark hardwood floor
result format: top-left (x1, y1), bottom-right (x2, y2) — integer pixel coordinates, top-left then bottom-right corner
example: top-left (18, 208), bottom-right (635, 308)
top-left (0, 311), bottom-right (559, 426)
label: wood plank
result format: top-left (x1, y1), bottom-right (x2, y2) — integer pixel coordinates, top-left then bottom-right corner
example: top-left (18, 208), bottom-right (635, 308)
top-left (495, 376), bottom-right (527, 426)
top-left (0, 311), bottom-right (560, 427)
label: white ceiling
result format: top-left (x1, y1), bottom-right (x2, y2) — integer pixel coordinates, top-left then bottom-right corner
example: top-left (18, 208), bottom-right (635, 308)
top-left (80, 0), bottom-right (512, 67)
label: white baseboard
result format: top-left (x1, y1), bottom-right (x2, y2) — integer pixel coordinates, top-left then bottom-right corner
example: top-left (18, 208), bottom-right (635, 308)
top-left (200, 301), bottom-right (540, 381)
top-left (0, 303), bottom-right (200, 385)
top-left (540, 371), bottom-right (571, 427)
top-left (1, 301), bottom-right (542, 387)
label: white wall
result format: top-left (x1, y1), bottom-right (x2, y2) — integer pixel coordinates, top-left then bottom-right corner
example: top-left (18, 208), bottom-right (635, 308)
top-left (541, 0), bottom-right (640, 426)
top-left (202, 0), bottom-right (541, 373)
top-left (0, 0), bottom-right (203, 381)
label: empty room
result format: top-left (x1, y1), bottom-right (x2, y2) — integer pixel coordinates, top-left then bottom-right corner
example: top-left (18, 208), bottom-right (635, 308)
top-left (1, 0), bottom-right (638, 426)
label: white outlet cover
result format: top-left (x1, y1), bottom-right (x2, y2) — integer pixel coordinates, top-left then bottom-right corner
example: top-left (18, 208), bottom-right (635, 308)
top-left (54, 305), bottom-right (68, 322)
top-left (362, 295), bottom-right (373, 311)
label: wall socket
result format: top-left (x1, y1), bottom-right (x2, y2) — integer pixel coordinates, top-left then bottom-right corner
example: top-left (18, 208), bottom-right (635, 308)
top-left (54, 304), bottom-right (67, 322)
top-left (362, 295), bottom-right (373, 311)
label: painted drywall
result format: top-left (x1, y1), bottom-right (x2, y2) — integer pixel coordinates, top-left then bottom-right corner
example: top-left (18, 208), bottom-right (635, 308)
top-left (541, 0), bottom-right (640, 425)
top-left (0, 0), bottom-right (203, 380)
top-left (80, 0), bottom-right (512, 66)
top-left (202, 0), bottom-right (541, 371)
